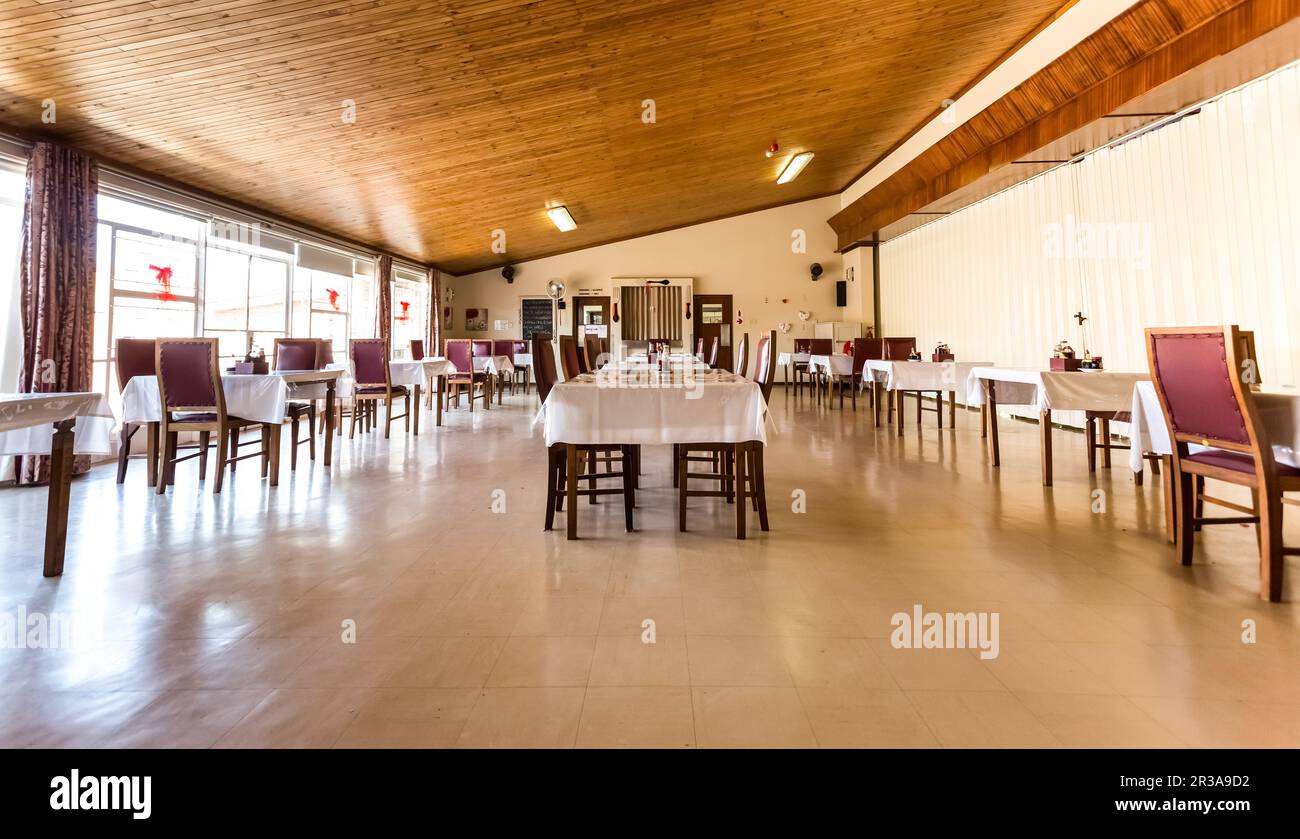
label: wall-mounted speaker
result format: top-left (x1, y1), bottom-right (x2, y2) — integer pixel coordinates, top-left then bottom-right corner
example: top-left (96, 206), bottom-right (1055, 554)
top-left (810, 263), bottom-right (823, 282)
top-left (836, 280), bottom-right (847, 308)
top-left (502, 265), bottom-right (516, 283)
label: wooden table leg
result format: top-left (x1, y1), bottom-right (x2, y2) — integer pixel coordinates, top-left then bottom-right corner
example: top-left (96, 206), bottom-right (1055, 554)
top-left (436, 375), bottom-right (444, 426)
top-left (146, 421), bottom-right (159, 486)
top-left (323, 379), bottom-right (336, 466)
top-left (936, 391), bottom-right (943, 428)
top-left (949, 390), bottom-right (957, 426)
top-left (987, 380), bottom-right (1000, 466)
top-left (43, 419), bottom-right (75, 577)
top-left (565, 444), bottom-right (578, 540)
top-left (734, 442), bottom-right (747, 539)
top-left (1040, 408), bottom-right (1053, 487)
top-left (268, 423), bottom-right (282, 487)
top-left (874, 382), bottom-right (883, 427)
top-left (412, 383), bottom-right (421, 436)
top-left (896, 390), bottom-right (905, 436)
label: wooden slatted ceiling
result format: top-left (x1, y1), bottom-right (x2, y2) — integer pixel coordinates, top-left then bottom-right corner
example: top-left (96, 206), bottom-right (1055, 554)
top-left (830, 0), bottom-right (1300, 249)
top-left (0, 0), bottom-right (1068, 274)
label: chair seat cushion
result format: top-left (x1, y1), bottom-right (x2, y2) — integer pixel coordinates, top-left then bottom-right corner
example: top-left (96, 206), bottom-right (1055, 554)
top-left (448, 372), bottom-right (489, 382)
top-left (286, 401), bottom-right (314, 416)
top-left (1185, 449), bottom-right (1300, 477)
top-left (355, 385), bottom-right (408, 395)
top-left (171, 412), bottom-right (217, 422)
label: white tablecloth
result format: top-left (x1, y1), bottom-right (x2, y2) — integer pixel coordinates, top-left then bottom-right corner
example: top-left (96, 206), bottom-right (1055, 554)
top-left (966, 367), bottom-right (1148, 413)
top-left (390, 357), bottom-right (454, 387)
top-left (536, 370), bottom-right (769, 446)
top-left (808, 354), bottom-right (854, 377)
top-left (0, 392), bottom-right (116, 456)
top-left (867, 360), bottom-right (993, 397)
top-left (777, 351), bottom-right (811, 367)
top-left (476, 355), bottom-right (514, 377)
top-left (513, 353), bottom-right (533, 369)
top-left (122, 374), bottom-right (289, 425)
top-left (1127, 380), bottom-right (1300, 471)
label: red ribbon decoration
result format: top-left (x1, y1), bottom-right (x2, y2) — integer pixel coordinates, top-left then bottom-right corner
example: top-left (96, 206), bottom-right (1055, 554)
top-left (397, 301), bottom-right (411, 321)
top-left (326, 289), bottom-right (341, 311)
top-left (149, 264), bottom-right (175, 302)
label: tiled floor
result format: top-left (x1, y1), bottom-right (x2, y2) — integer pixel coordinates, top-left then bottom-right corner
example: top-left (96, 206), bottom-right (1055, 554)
top-left (2, 386), bottom-right (1299, 748)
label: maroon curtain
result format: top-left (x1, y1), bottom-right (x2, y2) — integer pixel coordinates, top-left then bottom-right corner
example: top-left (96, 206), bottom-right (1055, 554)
top-left (426, 266), bottom-right (442, 356)
top-left (17, 142), bottom-right (98, 486)
top-left (376, 254), bottom-right (392, 347)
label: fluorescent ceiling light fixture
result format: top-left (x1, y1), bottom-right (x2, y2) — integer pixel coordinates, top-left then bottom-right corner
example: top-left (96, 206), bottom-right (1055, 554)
top-left (776, 152), bottom-right (814, 184)
top-left (547, 206), bottom-right (577, 232)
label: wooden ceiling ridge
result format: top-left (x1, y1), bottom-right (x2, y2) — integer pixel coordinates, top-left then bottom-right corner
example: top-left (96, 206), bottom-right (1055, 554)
top-left (827, 0), bottom-right (1300, 250)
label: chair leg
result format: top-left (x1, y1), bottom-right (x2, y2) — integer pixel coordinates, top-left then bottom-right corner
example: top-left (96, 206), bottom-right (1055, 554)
top-left (198, 430), bottom-right (210, 479)
top-left (678, 448), bottom-right (688, 532)
top-left (308, 406), bottom-right (316, 461)
top-left (214, 426), bottom-right (228, 494)
top-left (1174, 471), bottom-right (1196, 566)
top-left (672, 444), bottom-right (679, 488)
top-left (261, 427), bottom-right (270, 478)
top-left (1086, 416), bottom-right (1097, 473)
top-left (1193, 475), bottom-right (1205, 531)
top-left (349, 400), bottom-right (359, 438)
top-left (622, 444), bottom-right (635, 532)
top-left (555, 455), bottom-right (567, 512)
top-left (165, 432), bottom-right (178, 486)
top-left (115, 426), bottom-right (133, 484)
top-left (290, 416), bottom-right (300, 471)
top-left (1258, 493), bottom-right (1284, 602)
top-left (155, 422), bottom-right (171, 495)
top-left (229, 427), bottom-right (239, 471)
top-left (1101, 418), bottom-right (1112, 467)
top-left (587, 449), bottom-right (597, 505)
top-left (544, 448), bottom-right (558, 531)
top-left (384, 395), bottom-right (393, 439)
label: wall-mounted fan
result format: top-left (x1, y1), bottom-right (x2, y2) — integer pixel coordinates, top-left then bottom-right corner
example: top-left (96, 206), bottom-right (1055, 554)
top-left (546, 280), bottom-right (565, 299)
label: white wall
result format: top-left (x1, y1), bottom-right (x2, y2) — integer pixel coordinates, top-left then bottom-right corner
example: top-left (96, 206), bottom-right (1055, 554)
top-left (880, 61), bottom-right (1300, 422)
top-left (446, 196), bottom-right (874, 376)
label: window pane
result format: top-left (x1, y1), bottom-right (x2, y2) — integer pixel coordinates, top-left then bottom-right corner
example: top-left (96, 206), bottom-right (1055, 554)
top-left (113, 230), bottom-right (197, 297)
top-left (111, 296), bottom-right (195, 342)
top-left (205, 329), bottom-right (249, 364)
top-left (351, 274), bottom-right (375, 339)
top-left (203, 247), bottom-right (249, 330)
top-left (99, 194), bottom-right (202, 241)
top-left (248, 257), bottom-right (287, 331)
top-left (310, 312), bottom-right (349, 359)
top-left (310, 268), bottom-right (350, 313)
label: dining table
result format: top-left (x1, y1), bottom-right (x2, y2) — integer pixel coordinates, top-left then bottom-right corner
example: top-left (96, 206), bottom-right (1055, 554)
top-left (0, 392), bottom-right (115, 576)
top-left (777, 350), bottom-right (811, 392)
top-left (866, 359), bottom-right (992, 433)
top-left (536, 366), bottom-right (770, 539)
top-left (512, 352), bottom-right (533, 392)
top-left (121, 368), bottom-right (343, 486)
top-left (965, 367), bottom-right (1149, 486)
top-left (389, 357), bottom-right (454, 428)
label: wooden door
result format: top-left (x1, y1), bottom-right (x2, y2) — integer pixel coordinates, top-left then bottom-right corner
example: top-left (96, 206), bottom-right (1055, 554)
top-left (692, 294), bottom-right (733, 370)
top-left (571, 296), bottom-right (610, 351)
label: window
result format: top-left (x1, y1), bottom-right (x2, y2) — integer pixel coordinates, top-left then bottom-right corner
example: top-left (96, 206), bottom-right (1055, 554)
top-left (0, 165), bottom-right (25, 396)
top-left (390, 268), bottom-right (428, 358)
top-left (203, 240), bottom-right (291, 364)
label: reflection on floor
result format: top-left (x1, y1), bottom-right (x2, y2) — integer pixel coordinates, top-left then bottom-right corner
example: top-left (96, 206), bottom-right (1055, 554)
top-left (1, 387), bottom-right (1298, 748)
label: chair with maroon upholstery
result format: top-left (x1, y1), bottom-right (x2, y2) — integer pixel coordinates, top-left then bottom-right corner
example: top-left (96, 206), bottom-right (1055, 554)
top-left (804, 339), bottom-right (834, 398)
top-left (733, 333), bottom-right (749, 377)
top-left (154, 337), bottom-right (268, 494)
top-left (273, 338), bottom-right (321, 470)
top-left (883, 337), bottom-right (916, 360)
top-left (534, 337), bottom-right (635, 534)
top-left (115, 338), bottom-right (157, 484)
top-left (676, 330), bottom-right (773, 534)
top-left (706, 337), bottom-right (720, 368)
top-left (410, 339), bottom-right (426, 360)
top-left (508, 339), bottom-right (531, 393)
top-left (826, 336), bottom-right (878, 411)
top-left (1146, 325), bottom-right (1299, 601)
top-left (791, 338), bottom-right (813, 396)
top-left (349, 338), bottom-right (410, 438)
top-left (444, 338), bottom-right (490, 411)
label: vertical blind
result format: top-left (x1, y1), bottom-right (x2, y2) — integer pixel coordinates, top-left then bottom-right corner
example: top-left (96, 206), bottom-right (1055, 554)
top-left (620, 285), bottom-right (683, 341)
top-left (880, 61), bottom-right (1300, 424)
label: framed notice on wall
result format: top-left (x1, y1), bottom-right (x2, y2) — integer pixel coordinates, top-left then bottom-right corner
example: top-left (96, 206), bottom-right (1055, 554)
top-left (521, 297), bottom-right (554, 341)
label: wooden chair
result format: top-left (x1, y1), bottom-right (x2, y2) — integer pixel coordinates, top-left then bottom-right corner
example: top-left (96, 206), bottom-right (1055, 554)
top-left (677, 330), bottom-right (774, 535)
top-left (806, 338), bottom-right (834, 401)
top-left (1146, 325), bottom-right (1299, 602)
top-left (733, 332), bottom-right (749, 377)
top-left (155, 337), bottom-right (269, 494)
top-left (882, 336), bottom-right (924, 423)
top-left (510, 339), bottom-right (531, 393)
top-left (349, 338), bottom-right (410, 439)
top-left (273, 338), bottom-right (320, 470)
top-left (791, 338), bottom-right (812, 396)
top-left (535, 337), bottom-right (635, 534)
top-left (558, 335), bottom-right (582, 380)
top-left (584, 336), bottom-right (608, 372)
top-left (410, 339), bottom-right (426, 360)
top-left (493, 340), bottom-right (520, 394)
top-left (444, 338), bottom-right (490, 411)
top-left (828, 336), bottom-right (877, 411)
top-left (706, 337), bottom-right (720, 368)
top-left (114, 338), bottom-right (157, 484)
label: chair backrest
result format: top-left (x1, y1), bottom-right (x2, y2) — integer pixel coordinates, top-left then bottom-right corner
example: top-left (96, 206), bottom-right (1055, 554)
top-left (115, 338), bottom-right (156, 394)
top-left (584, 336), bottom-right (607, 370)
top-left (851, 337), bottom-right (880, 375)
top-left (492, 339), bottom-right (514, 357)
top-left (512, 340), bottom-right (528, 356)
top-left (808, 338), bottom-right (833, 355)
top-left (558, 335), bottom-right (581, 379)
top-left (707, 337), bottom-right (719, 367)
top-left (696, 337), bottom-right (704, 356)
top-left (410, 339), bottom-right (425, 360)
top-left (1146, 326), bottom-right (1259, 454)
top-left (273, 338), bottom-right (321, 372)
top-left (533, 337), bottom-right (560, 404)
top-left (883, 337), bottom-right (916, 360)
top-left (1238, 329), bottom-right (1260, 385)
top-left (471, 339), bottom-right (493, 359)
top-left (444, 338), bottom-right (473, 376)
top-left (734, 333), bottom-right (749, 377)
top-left (318, 339), bottom-right (335, 366)
top-left (754, 330), bottom-right (777, 403)
top-left (793, 338), bottom-right (811, 354)
top-left (350, 338), bottom-right (391, 388)
top-left (156, 338), bottom-right (224, 416)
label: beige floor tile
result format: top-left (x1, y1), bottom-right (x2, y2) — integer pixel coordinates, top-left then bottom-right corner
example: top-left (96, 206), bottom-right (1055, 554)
top-left (798, 687), bottom-right (938, 748)
top-left (284, 636), bottom-right (416, 688)
top-left (214, 688), bottom-right (368, 748)
top-left (424, 599), bottom-right (522, 637)
top-left (906, 691), bottom-right (1061, 747)
top-left (511, 597), bottom-right (604, 636)
top-left (335, 688), bottom-right (479, 748)
top-left (486, 636), bottom-right (595, 687)
top-left (687, 636), bottom-right (792, 686)
top-left (577, 686), bottom-right (695, 748)
top-left (598, 597), bottom-right (686, 636)
top-left (867, 638), bottom-right (1005, 691)
top-left (456, 687), bottom-right (585, 747)
top-left (589, 634), bottom-right (690, 686)
top-left (382, 636), bottom-right (507, 688)
top-left (692, 686), bottom-right (816, 748)
top-left (779, 637), bottom-right (896, 689)
top-left (1016, 693), bottom-right (1184, 748)
top-left (1129, 696), bottom-right (1300, 747)
top-left (107, 689), bottom-right (272, 748)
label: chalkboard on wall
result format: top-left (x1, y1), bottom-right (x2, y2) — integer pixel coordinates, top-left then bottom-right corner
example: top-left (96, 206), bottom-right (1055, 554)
top-left (521, 297), bottom-right (554, 341)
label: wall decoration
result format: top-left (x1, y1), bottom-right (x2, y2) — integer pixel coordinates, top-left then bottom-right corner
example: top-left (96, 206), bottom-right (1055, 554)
top-left (442, 306), bottom-right (453, 329)
top-left (778, 321), bottom-right (792, 334)
top-left (465, 308), bottom-right (488, 331)
top-left (797, 310), bottom-right (811, 322)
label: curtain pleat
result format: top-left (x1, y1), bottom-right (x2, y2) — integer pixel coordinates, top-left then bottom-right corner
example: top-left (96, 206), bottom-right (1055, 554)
top-left (376, 254), bottom-right (392, 348)
top-left (426, 266), bottom-right (442, 354)
top-left (17, 142), bottom-right (98, 485)
top-left (619, 285), bottom-right (682, 342)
